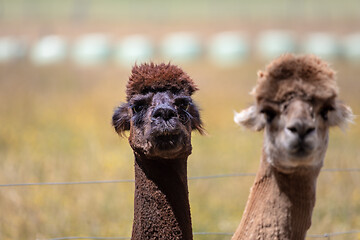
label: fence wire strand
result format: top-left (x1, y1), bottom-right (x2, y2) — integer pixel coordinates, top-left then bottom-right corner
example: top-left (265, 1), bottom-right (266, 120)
top-left (3, 168), bottom-right (360, 240)
top-left (307, 230), bottom-right (360, 238)
top-left (1, 168), bottom-right (359, 188)
top-left (39, 230), bottom-right (360, 240)
top-left (41, 237), bottom-right (130, 240)
top-left (0, 179), bottom-right (134, 188)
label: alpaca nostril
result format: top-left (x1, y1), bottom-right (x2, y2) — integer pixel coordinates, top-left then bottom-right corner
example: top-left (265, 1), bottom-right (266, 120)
top-left (306, 127), bottom-right (315, 135)
top-left (152, 109), bottom-right (163, 119)
top-left (287, 127), bottom-right (297, 133)
top-left (152, 107), bottom-right (177, 121)
top-left (287, 122), bottom-right (315, 138)
top-left (164, 108), bottom-right (176, 120)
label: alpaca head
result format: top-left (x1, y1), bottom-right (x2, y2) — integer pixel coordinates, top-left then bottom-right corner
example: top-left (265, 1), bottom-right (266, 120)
top-left (235, 54), bottom-right (353, 173)
top-left (113, 63), bottom-right (204, 159)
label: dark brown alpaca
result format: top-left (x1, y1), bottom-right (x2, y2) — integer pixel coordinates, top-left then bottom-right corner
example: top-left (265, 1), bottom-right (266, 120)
top-left (112, 63), bottom-right (203, 240)
top-left (233, 54), bottom-right (353, 240)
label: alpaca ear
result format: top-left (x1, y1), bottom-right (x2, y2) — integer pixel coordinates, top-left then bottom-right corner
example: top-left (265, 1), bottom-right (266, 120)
top-left (188, 103), bottom-right (205, 135)
top-left (234, 105), bottom-right (266, 131)
top-left (112, 103), bottom-right (131, 136)
top-left (328, 100), bottom-right (354, 130)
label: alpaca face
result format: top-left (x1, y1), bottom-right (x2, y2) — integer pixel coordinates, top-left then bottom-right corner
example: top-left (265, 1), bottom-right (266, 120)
top-left (234, 97), bottom-right (353, 172)
top-left (235, 54), bottom-right (354, 172)
top-left (261, 98), bottom-right (332, 171)
top-left (113, 90), bottom-right (202, 159)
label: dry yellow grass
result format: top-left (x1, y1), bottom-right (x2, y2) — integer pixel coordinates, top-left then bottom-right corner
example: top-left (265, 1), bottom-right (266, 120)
top-left (0, 61), bottom-right (359, 239)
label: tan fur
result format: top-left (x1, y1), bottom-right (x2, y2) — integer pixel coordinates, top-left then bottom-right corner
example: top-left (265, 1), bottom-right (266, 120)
top-left (233, 54), bottom-right (353, 240)
top-left (252, 54), bottom-right (338, 104)
top-left (232, 153), bottom-right (317, 240)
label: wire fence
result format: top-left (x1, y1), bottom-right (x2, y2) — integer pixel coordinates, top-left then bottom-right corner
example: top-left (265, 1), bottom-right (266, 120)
top-left (3, 168), bottom-right (360, 240)
top-left (307, 230), bottom-right (360, 239)
top-left (38, 230), bottom-right (360, 240)
top-left (1, 168), bottom-right (359, 188)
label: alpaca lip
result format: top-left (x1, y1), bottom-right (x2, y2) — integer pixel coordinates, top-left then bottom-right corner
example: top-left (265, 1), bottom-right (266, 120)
top-left (155, 133), bottom-right (179, 141)
top-left (289, 142), bottom-right (313, 158)
top-left (151, 120), bottom-right (181, 138)
top-left (153, 131), bottom-right (180, 141)
top-left (292, 149), bottom-right (310, 158)
top-left (152, 131), bottom-right (182, 150)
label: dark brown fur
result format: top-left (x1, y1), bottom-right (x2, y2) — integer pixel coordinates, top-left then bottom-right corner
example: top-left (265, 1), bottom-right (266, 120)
top-left (126, 63), bottom-right (198, 101)
top-left (113, 63), bottom-right (203, 240)
top-left (132, 153), bottom-right (192, 240)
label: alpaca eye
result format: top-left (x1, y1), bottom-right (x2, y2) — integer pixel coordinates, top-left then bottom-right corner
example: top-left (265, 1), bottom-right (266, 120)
top-left (320, 109), bottom-right (328, 120)
top-left (261, 108), bottom-right (277, 123)
top-left (175, 98), bottom-right (191, 111)
top-left (320, 106), bottom-right (334, 121)
top-left (179, 102), bottom-right (190, 111)
top-left (132, 104), bottom-right (144, 113)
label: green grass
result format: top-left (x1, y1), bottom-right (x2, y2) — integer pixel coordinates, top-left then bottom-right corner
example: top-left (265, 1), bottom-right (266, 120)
top-left (0, 61), bottom-right (359, 240)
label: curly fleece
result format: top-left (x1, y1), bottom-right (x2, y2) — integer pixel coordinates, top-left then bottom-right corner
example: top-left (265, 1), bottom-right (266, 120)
top-left (252, 54), bottom-right (339, 104)
top-left (126, 63), bottom-right (198, 101)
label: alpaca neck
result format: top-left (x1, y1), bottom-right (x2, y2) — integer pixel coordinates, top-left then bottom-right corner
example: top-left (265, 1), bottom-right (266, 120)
top-left (232, 151), bottom-right (320, 240)
top-left (132, 152), bottom-right (192, 240)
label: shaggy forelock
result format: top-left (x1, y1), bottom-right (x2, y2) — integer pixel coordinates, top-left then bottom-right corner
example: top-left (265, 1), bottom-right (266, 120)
top-left (126, 63), bottom-right (198, 101)
top-left (252, 54), bottom-right (339, 104)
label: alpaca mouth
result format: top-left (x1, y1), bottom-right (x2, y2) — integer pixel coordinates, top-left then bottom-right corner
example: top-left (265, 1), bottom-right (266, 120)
top-left (291, 148), bottom-right (310, 158)
top-left (289, 143), bottom-right (313, 158)
top-left (152, 131), bottom-right (182, 150)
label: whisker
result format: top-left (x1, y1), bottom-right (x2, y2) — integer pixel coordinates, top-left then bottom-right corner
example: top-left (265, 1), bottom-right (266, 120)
top-left (183, 110), bottom-right (193, 124)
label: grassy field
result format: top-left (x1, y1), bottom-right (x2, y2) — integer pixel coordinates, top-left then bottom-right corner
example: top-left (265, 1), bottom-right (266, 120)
top-left (0, 59), bottom-right (359, 239)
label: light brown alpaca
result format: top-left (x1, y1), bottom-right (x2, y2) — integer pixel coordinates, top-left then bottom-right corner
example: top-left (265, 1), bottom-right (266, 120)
top-left (232, 54), bottom-right (353, 240)
top-left (112, 63), bottom-right (203, 240)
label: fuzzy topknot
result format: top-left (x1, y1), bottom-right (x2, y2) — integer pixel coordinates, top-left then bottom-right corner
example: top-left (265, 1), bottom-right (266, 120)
top-left (126, 63), bottom-right (198, 101)
top-left (252, 54), bottom-right (339, 104)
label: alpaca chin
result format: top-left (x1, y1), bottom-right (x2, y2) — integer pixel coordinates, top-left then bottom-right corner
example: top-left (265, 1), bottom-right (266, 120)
top-left (265, 139), bottom-right (325, 173)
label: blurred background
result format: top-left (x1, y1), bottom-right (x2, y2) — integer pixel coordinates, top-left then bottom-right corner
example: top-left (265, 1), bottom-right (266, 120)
top-left (0, 0), bottom-right (360, 239)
